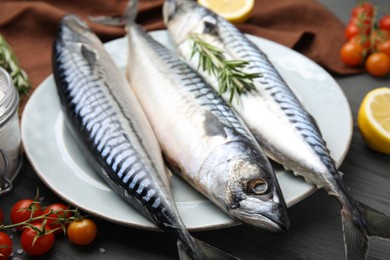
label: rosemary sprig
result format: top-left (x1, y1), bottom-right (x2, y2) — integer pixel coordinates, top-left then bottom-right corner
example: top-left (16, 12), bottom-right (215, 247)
top-left (0, 34), bottom-right (31, 96)
top-left (190, 33), bottom-right (261, 104)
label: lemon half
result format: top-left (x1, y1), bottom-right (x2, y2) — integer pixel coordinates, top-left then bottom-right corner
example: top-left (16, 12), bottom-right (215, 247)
top-left (198, 0), bottom-right (255, 23)
top-left (358, 87), bottom-right (390, 154)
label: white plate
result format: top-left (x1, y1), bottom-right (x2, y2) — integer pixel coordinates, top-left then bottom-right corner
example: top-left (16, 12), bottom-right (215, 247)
top-left (21, 30), bottom-right (352, 231)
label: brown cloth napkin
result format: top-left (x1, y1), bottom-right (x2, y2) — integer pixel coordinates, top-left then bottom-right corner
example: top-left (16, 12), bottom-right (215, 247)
top-left (0, 0), bottom-right (360, 107)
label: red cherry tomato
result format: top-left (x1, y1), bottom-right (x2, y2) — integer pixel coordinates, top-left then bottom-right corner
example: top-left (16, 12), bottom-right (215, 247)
top-left (349, 15), bottom-right (372, 26)
top-left (20, 223), bottom-right (55, 256)
top-left (378, 39), bottom-right (390, 57)
top-left (370, 29), bottom-right (389, 50)
top-left (0, 232), bottom-right (12, 260)
top-left (11, 199), bottom-right (43, 229)
top-left (365, 52), bottom-right (390, 77)
top-left (350, 34), bottom-right (370, 49)
top-left (345, 23), bottom-right (361, 40)
top-left (67, 219), bottom-right (97, 245)
top-left (351, 2), bottom-right (374, 19)
top-left (43, 203), bottom-right (70, 234)
top-left (340, 41), bottom-right (366, 66)
top-left (379, 15), bottom-right (390, 31)
top-left (349, 15), bottom-right (372, 35)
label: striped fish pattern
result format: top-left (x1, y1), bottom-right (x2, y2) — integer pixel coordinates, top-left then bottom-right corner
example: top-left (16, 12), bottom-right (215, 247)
top-left (146, 34), bottom-right (253, 143)
top-left (163, 1), bottom-right (390, 259)
top-left (124, 4), bottom-right (289, 233)
top-left (216, 16), bottom-right (336, 177)
top-left (52, 15), bottom-right (206, 259)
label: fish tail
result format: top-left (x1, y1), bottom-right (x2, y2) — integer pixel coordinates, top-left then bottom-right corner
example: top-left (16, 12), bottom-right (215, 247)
top-left (341, 201), bottom-right (390, 260)
top-left (177, 238), bottom-right (240, 260)
top-left (89, 0), bottom-right (138, 26)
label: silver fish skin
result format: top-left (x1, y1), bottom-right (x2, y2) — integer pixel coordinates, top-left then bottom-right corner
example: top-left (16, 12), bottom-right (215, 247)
top-left (163, 1), bottom-right (390, 259)
top-left (121, 2), bottom-right (289, 235)
top-left (52, 14), bottom-right (203, 259)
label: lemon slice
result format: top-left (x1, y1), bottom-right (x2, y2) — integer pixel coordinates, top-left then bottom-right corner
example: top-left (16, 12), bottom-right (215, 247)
top-left (358, 87), bottom-right (390, 154)
top-left (198, 0), bottom-right (255, 23)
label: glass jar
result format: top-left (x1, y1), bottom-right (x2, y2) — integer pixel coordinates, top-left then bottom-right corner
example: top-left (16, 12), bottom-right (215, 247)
top-left (0, 66), bottom-right (22, 194)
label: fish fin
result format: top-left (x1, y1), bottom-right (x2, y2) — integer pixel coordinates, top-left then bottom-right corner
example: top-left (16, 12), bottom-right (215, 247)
top-left (203, 111), bottom-right (228, 138)
top-left (177, 239), bottom-right (194, 260)
top-left (341, 201), bottom-right (390, 260)
top-left (89, 0), bottom-right (138, 26)
top-left (359, 201), bottom-right (390, 239)
top-left (177, 238), bottom-right (240, 260)
top-left (340, 207), bottom-right (368, 260)
top-left (196, 238), bottom-right (240, 259)
top-left (80, 44), bottom-right (97, 69)
top-left (307, 112), bottom-right (323, 136)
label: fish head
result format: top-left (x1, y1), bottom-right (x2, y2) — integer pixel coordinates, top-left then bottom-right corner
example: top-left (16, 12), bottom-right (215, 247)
top-left (163, 0), bottom-right (217, 44)
top-left (227, 157), bottom-right (290, 232)
top-left (202, 143), bottom-right (290, 232)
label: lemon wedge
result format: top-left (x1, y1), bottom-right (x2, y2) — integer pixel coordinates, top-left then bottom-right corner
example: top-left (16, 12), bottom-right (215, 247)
top-left (198, 0), bottom-right (255, 23)
top-left (358, 87), bottom-right (390, 154)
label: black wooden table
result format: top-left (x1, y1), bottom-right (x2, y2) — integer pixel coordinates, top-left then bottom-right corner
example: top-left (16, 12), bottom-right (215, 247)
top-left (2, 0), bottom-right (390, 259)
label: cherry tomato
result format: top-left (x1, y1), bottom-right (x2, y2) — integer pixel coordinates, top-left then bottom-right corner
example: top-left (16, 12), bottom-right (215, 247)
top-left (43, 203), bottom-right (70, 234)
top-left (0, 208), bottom-right (3, 225)
top-left (67, 219), bottom-right (97, 245)
top-left (351, 2), bottom-right (374, 19)
top-left (349, 15), bottom-right (372, 26)
top-left (365, 52), bottom-right (390, 77)
top-left (340, 41), bottom-right (366, 66)
top-left (11, 199), bottom-right (43, 229)
top-left (348, 15), bottom-right (372, 35)
top-left (379, 39), bottom-right (390, 57)
top-left (20, 223), bottom-right (55, 256)
top-left (345, 23), bottom-right (361, 40)
top-left (370, 29), bottom-right (389, 50)
top-left (350, 34), bottom-right (370, 49)
top-left (0, 232), bottom-right (12, 260)
top-left (379, 15), bottom-right (390, 31)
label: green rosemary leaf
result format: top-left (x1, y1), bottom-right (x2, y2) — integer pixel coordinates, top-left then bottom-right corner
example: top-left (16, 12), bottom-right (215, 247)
top-left (0, 34), bottom-right (31, 96)
top-left (190, 33), bottom-right (261, 104)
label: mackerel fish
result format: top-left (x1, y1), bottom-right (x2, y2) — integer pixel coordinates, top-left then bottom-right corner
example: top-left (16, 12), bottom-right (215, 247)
top-left (52, 14), bottom-right (233, 260)
top-left (163, 0), bottom-right (390, 259)
top-left (96, 0), bottom-right (290, 235)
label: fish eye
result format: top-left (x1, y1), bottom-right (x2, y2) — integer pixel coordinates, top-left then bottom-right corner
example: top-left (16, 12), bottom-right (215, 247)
top-left (246, 179), bottom-right (269, 195)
